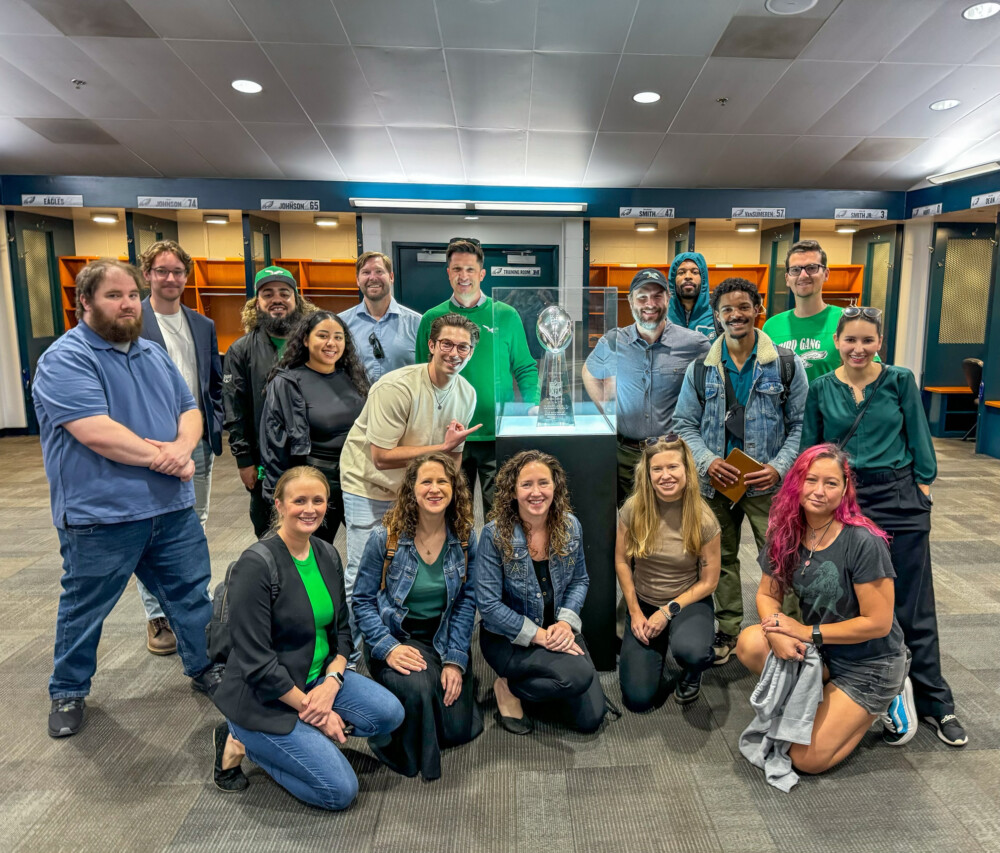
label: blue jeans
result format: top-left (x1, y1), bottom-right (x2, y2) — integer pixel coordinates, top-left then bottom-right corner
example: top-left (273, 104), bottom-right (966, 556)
top-left (138, 440), bottom-right (214, 621)
top-left (227, 671), bottom-right (403, 810)
top-left (51, 508), bottom-right (213, 699)
top-left (343, 492), bottom-right (394, 667)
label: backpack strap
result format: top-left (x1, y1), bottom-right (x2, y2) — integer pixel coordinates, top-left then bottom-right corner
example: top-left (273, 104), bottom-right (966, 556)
top-left (693, 355), bottom-right (708, 407)
top-left (460, 539), bottom-right (469, 584)
top-left (775, 346), bottom-right (797, 403)
top-left (247, 540), bottom-right (281, 601)
top-left (380, 532), bottom-right (399, 591)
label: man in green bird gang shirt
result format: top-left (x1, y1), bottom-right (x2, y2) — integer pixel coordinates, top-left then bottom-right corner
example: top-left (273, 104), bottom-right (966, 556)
top-left (415, 238), bottom-right (539, 511)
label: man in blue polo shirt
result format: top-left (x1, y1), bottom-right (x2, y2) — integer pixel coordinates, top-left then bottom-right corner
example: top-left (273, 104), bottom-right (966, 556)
top-left (33, 259), bottom-right (220, 739)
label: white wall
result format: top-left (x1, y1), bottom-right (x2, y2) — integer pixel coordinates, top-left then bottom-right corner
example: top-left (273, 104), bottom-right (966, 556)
top-left (0, 207), bottom-right (28, 429)
top-left (72, 218), bottom-right (128, 257)
top-left (895, 219), bottom-right (934, 376)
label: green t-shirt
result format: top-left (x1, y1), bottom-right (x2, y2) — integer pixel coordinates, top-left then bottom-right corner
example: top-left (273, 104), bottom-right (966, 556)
top-left (270, 336), bottom-right (288, 360)
top-left (762, 305), bottom-right (843, 382)
top-left (291, 546), bottom-right (335, 683)
top-left (414, 297), bottom-right (539, 441)
top-left (405, 548), bottom-right (448, 621)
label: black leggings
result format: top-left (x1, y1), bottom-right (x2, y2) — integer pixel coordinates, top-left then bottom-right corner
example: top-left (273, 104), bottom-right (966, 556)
top-left (619, 596), bottom-right (714, 713)
top-left (479, 629), bottom-right (606, 733)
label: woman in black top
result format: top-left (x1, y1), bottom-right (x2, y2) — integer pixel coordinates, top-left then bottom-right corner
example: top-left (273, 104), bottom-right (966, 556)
top-left (260, 311), bottom-right (369, 544)
top-left (212, 466), bottom-right (403, 809)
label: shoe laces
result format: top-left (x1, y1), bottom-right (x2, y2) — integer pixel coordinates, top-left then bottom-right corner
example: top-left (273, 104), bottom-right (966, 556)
top-left (150, 616), bottom-right (170, 633)
top-left (54, 698), bottom-right (82, 712)
top-left (939, 714), bottom-right (958, 725)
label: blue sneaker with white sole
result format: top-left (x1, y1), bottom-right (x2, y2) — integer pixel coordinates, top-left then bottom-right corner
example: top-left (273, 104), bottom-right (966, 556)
top-left (882, 676), bottom-right (917, 746)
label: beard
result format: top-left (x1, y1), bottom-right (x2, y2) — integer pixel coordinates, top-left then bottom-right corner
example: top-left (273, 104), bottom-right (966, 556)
top-left (631, 305), bottom-right (665, 331)
top-left (258, 307), bottom-right (302, 337)
top-left (87, 304), bottom-right (142, 343)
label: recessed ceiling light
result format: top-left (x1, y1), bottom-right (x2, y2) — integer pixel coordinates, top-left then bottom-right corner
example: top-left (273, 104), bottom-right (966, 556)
top-left (736, 224), bottom-right (759, 233)
top-left (231, 79), bottom-right (263, 94)
top-left (836, 225), bottom-right (858, 234)
top-left (927, 161), bottom-right (1000, 184)
top-left (634, 221), bottom-right (658, 232)
top-left (203, 213), bottom-right (230, 225)
top-left (464, 215), bottom-right (479, 220)
top-left (633, 91), bottom-right (661, 104)
top-left (91, 212), bottom-right (119, 224)
top-left (930, 99), bottom-right (961, 111)
top-left (963, 3), bottom-right (1000, 20)
top-left (314, 216), bottom-right (339, 227)
top-left (765, 0), bottom-right (818, 15)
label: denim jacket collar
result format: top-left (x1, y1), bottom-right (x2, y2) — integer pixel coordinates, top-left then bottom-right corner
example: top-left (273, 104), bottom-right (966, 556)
top-left (704, 328), bottom-right (779, 370)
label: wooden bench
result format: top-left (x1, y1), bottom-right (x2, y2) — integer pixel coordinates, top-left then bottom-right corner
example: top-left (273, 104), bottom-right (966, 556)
top-left (922, 386), bottom-right (977, 437)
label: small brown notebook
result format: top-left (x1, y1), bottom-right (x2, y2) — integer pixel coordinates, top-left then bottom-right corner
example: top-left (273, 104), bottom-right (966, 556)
top-left (710, 448), bottom-right (764, 504)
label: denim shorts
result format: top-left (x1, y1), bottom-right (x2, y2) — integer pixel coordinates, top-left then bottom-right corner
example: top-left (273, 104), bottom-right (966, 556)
top-left (826, 649), bottom-right (908, 716)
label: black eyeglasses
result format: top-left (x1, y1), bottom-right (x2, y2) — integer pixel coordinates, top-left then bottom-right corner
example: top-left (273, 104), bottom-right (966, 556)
top-left (786, 263), bottom-right (826, 277)
top-left (645, 433), bottom-right (680, 447)
top-left (369, 333), bottom-right (385, 359)
top-left (842, 305), bottom-right (882, 322)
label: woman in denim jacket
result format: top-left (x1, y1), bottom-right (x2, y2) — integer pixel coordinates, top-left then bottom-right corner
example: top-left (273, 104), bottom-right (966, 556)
top-left (478, 450), bottom-right (606, 735)
top-left (353, 452), bottom-right (482, 779)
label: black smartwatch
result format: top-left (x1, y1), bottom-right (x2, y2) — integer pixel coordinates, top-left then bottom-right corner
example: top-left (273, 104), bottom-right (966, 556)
top-left (811, 624), bottom-right (823, 647)
top-left (662, 600), bottom-right (681, 620)
top-left (328, 671), bottom-right (345, 687)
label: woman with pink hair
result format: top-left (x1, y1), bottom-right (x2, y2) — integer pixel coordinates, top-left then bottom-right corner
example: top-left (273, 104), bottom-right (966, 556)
top-left (735, 443), bottom-right (909, 774)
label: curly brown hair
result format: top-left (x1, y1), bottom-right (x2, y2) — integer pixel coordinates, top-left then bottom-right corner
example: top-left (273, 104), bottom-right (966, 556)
top-left (382, 452), bottom-right (474, 543)
top-left (488, 450), bottom-right (573, 564)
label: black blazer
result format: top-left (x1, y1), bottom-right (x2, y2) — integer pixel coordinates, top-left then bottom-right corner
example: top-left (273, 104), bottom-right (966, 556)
top-left (140, 298), bottom-right (225, 456)
top-left (212, 535), bottom-right (352, 735)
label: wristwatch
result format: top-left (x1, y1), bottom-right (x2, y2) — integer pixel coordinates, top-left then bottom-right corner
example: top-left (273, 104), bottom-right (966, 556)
top-left (811, 624), bottom-right (823, 647)
top-left (326, 671), bottom-right (345, 687)
top-left (659, 600), bottom-right (682, 621)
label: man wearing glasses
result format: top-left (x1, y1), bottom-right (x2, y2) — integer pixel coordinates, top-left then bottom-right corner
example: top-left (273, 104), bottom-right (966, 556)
top-left (134, 240), bottom-right (223, 657)
top-left (339, 252), bottom-right (421, 383)
top-left (762, 239), bottom-right (872, 382)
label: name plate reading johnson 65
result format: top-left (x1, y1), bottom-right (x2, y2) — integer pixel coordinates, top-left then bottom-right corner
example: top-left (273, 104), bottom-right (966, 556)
top-left (260, 199), bottom-right (321, 211)
top-left (491, 267), bottom-right (541, 277)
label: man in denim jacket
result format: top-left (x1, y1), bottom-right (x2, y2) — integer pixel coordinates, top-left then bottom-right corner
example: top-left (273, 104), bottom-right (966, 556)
top-left (674, 278), bottom-right (807, 667)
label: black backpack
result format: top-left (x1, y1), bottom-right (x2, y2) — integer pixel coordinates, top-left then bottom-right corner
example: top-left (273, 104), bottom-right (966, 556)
top-left (692, 346), bottom-right (797, 407)
top-left (205, 541), bottom-right (281, 664)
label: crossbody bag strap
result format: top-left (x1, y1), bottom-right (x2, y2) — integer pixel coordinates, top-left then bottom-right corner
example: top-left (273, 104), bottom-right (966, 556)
top-left (837, 367), bottom-right (890, 449)
top-left (460, 539), bottom-right (469, 584)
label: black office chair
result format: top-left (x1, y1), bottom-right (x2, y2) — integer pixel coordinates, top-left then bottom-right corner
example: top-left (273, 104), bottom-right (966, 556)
top-left (961, 358), bottom-right (983, 441)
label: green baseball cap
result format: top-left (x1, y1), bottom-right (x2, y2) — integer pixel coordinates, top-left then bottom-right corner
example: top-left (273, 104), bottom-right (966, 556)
top-left (254, 265), bottom-right (297, 293)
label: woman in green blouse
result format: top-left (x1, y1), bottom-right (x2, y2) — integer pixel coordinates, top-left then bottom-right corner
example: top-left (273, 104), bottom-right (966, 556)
top-left (801, 307), bottom-right (966, 749)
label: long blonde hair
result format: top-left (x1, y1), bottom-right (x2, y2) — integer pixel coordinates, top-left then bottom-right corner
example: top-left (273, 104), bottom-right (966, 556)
top-left (622, 437), bottom-right (709, 559)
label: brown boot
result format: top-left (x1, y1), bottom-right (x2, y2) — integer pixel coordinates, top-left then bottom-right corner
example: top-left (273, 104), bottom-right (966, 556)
top-left (146, 617), bottom-right (177, 655)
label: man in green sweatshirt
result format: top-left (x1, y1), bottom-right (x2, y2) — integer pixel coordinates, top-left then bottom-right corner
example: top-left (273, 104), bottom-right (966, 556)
top-left (415, 238), bottom-right (539, 510)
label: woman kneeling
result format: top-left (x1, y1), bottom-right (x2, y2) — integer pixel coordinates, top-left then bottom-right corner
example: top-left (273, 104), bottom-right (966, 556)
top-left (736, 444), bottom-right (909, 775)
top-left (616, 435), bottom-right (721, 711)
top-left (212, 466), bottom-right (403, 809)
top-left (353, 452), bottom-right (482, 780)
top-left (478, 450), bottom-right (606, 735)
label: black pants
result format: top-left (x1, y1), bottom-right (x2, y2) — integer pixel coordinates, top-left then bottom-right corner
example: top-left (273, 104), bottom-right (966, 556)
top-left (619, 596), bottom-right (715, 712)
top-left (855, 468), bottom-right (954, 718)
top-left (310, 463), bottom-right (346, 547)
top-left (366, 638), bottom-right (482, 780)
top-left (479, 628), bottom-right (606, 733)
top-left (248, 478), bottom-right (271, 539)
top-left (461, 440), bottom-right (497, 514)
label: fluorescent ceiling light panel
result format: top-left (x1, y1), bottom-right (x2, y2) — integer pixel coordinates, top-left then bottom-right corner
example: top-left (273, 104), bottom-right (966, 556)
top-left (203, 213), bottom-right (230, 224)
top-left (836, 225), bottom-right (858, 233)
top-left (963, 3), bottom-right (1000, 20)
top-left (634, 222), bottom-right (658, 232)
top-left (314, 216), bottom-right (339, 227)
top-left (350, 198), bottom-right (469, 210)
top-left (473, 201), bottom-right (587, 212)
top-left (91, 213), bottom-right (119, 224)
top-left (736, 224), bottom-right (759, 233)
top-left (231, 79), bottom-right (262, 94)
top-left (926, 161), bottom-right (1000, 184)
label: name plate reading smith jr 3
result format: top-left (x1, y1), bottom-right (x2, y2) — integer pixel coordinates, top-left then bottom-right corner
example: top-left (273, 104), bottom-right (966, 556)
top-left (535, 305), bottom-right (575, 427)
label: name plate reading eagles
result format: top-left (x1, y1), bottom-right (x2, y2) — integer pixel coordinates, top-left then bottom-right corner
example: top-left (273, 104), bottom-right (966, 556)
top-left (260, 198), bottom-right (321, 211)
top-left (138, 196), bottom-right (198, 209)
top-left (620, 207), bottom-right (675, 218)
top-left (21, 194), bottom-right (83, 207)
top-left (971, 190), bottom-right (1000, 209)
top-left (732, 207), bottom-right (785, 219)
top-left (834, 208), bottom-right (887, 220)
top-left (912, 203), bottom-right (942, 217)
top-left (491, 267), bottom-right (541, 277)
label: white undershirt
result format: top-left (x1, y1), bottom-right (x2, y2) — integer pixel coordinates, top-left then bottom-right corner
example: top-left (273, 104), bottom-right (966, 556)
top-left (154, 309), bottom-right (201, 409)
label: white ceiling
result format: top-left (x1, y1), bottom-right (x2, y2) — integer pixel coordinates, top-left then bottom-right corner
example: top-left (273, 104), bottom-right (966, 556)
top-left (1, 0), bottom-right (1000, 190)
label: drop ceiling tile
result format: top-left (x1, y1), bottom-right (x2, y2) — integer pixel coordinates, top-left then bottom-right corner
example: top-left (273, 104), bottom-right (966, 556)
top-left (884, 3), bottom-right (1000, 64)
top-left (354, 47), bottom-right (453, 126)
top-left (814, 160), bottom-right (896, 191)
top-left (625, 0), bottom-right (741, 55)
top-left (0, 34), bottom-right (154, 119)
top-left (669, 57), bottom-right (791, 134)
top-left (229, 0), bottom-right (348, 44)
top-left (171, 121), bottom-right (284, 178)
top-left (935, 95), bottom-right (1000, 141)
top-left (72, 37), bottom-right (226, 122)
top-left (701, 134), bottom-right (798, 186)
top-left (25, 0), bottom-right (157, 37)
top-left (0, 0), bottom-right (61, 34)
top-left (529, 51), bottom-right (619, 131)
top-left (766, 135), bottom-right (864, 187)
top-left (244, 122), bottom-right (346, 180)
top-left (263, 44), bottom-right (381, 125)
top-left (711, 14), bottom-right (826, 60)
top-left (841, 137), bottom-right (925, 162)
top-left (877, 137), bottom-right (975, 186)
top-left (525, 130), bottom-right (595, 185)
top-left (739, 60), bottom-right (874, 135)
top-left (126, 0), bottom-right (252, 39)
top-left (807, 63), bottom-right (953, 136)
top-left (446, 50), bottom-right (532, 130)
top-left (317, 125), bottom-right (405, 180)
top-left (599, 54), bottom-right (702, 133)
top-left (17, 117), bottom-right (118, 143)
top-left (970, 29), bottom-right (1000, 65)
top-left (535, 0), bottom-right (637, 52)
top-left (642, 133), bottom-right (731, 187)
top-left (96, 119), bottom-right (220, 176)
top-left (437, 0), bottom-right (538, 49)
top-left (800, 0), bottom-right (939, 61)
top-left (458, 128), bottom-right (526, 184)
top-left (940, 134), bottom-right (1000, 172)
top-left (333, 0), bottom-right (440, 47)
top-left (0, 57), bottom-right (80, 117)
top-left (584, 131), bottom-right (662, 186)
top-left (165, 40), bottom-right (309, 123)
top-left (388, 127), bottom-right (463, 182)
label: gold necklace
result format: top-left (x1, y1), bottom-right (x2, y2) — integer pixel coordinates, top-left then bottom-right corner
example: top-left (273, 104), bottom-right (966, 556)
top-left (804, 518), bottom-right (835, 567)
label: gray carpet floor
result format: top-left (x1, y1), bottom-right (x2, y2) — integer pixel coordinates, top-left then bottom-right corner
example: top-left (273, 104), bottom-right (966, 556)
top-left (2, 435), bottom-right (998, 852)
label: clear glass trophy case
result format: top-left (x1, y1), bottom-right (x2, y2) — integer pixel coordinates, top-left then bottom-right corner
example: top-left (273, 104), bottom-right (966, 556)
top-left (492, 286), bottom-right (618, 438)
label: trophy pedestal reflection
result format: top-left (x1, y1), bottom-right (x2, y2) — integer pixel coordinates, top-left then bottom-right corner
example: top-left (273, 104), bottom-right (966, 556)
top-left (537, 352), bottom-right (575, 427)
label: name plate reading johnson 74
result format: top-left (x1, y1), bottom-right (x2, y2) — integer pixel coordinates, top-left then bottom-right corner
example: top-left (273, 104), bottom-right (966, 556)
top-left (834, 208), bottom-right (887, 220)
top-left (620, 207), bottom-right (675, 218)
top-left (260, 199), bottom-right (320, 211)
top-left (138, 196), bottom-right (198, 209)
top-left (731, 207), bottom-right (785, 219)
top-left (21, 194), bottom-right (83, 207)
top-left (491, 267), bottom-right (541, 277)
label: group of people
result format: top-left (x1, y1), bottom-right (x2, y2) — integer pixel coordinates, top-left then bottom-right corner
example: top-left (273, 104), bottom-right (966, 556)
top-left (30, 234), bottom-right (965, 811)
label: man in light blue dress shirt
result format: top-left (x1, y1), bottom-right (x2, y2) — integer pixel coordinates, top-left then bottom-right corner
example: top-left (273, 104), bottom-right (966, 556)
top-left (339, 252), bottom-right (422, 382)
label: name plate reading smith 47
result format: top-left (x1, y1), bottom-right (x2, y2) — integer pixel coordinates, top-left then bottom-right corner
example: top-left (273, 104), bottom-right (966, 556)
top-left (491, 267), bottom-right (541, 277)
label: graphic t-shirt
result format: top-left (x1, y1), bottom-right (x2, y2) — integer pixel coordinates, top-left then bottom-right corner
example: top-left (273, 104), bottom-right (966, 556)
top-left (762, 306), bottom-right (842, 382)
top-left (759, 524), bottom-right (904, 662)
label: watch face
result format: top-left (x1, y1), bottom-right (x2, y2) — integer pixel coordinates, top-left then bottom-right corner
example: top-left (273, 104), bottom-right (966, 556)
top-left (668, 601), bottom-right (681, 617)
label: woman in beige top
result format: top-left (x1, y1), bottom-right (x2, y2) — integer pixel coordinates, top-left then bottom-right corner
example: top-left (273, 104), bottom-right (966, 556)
top-left (616, 434), bottom-right (722, 710)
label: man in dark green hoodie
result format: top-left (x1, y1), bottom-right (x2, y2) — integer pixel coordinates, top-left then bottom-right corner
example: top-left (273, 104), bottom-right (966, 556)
top-left (668, 252), bottom-right (717, 341)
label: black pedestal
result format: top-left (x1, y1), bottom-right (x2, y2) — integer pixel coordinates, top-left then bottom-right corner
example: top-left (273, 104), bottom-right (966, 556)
top-left (495, 432), bottom-right (618, 671)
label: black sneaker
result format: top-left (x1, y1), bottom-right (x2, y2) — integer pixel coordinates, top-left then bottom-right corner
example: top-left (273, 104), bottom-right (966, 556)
top-left (48, 698), bottom-right (85, 738)
top-left (192, 663), bottom-right (225, 696)
top-left (673, 671), bottom-right (702, 705)
top-left (923, 714), bottom-right (968, 747)
top-left (712, 632), bottom-right (738, 666)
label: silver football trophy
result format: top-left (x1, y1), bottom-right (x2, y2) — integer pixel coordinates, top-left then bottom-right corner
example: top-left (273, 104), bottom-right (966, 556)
top-left (535, 305), bottom-right (575, 427)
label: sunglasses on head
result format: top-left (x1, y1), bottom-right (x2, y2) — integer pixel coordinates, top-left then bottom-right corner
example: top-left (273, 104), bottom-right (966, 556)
top-left (369, 333), bottom-right (385, 359)
top-left (644, 432), bottom-right (680, 447)
top-left (842, 305), bottom-right (882, 321)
